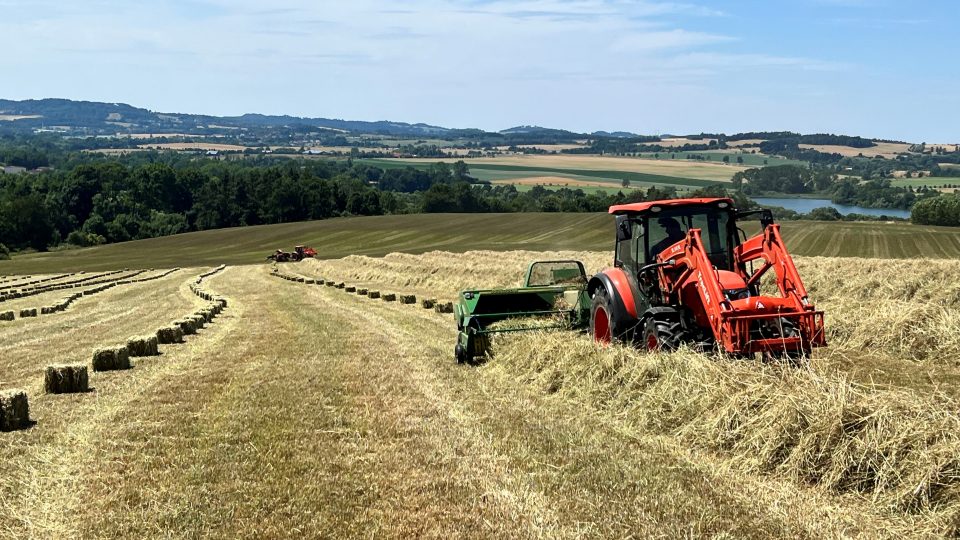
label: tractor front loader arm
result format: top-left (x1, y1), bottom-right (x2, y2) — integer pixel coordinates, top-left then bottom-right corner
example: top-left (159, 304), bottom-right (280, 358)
top-left (736, 224), bottom-right (811, 309)
top-left (655, 229), bottom-right (731, 340)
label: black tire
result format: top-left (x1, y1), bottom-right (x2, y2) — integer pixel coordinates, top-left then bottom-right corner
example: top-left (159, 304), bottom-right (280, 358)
top-left (455, 342), bottom-right (470, 364)
top-left (590, 288), bottom-right (617, 343)
top-left (641, 317), bottom-right (686, 351)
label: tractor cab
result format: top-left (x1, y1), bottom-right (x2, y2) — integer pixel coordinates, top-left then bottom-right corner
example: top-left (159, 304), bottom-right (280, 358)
top-left (612, 198), bottom-right (740, 273)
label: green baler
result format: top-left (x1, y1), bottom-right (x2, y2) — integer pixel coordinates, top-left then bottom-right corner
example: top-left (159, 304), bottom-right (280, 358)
top-left (454, 260), bottom-right (591, 363)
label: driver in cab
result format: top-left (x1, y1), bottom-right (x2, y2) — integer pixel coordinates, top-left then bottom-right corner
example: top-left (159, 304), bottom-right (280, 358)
top-left (650, 217), bottom-right (686, 258)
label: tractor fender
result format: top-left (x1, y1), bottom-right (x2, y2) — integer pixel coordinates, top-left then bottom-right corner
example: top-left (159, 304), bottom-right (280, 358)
top-left (588, 270), bottom-right (638, 331)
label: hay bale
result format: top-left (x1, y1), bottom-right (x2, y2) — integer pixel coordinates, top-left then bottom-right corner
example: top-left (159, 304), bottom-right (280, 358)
top-left (435, 302), bottom-right (454, 314)
top-left (0, 389), bottom-right (30, 431)
top-left (127, 336), bottom-right (159, 357)
top-left (19, 308), bottom-right (37, 318)
top-left (345, 286), bottom-right (356, 293)
top-left (176, 319), bottom-right (197, 335)
top-left (357, 289), bottom-right (368, 296)
top-left (399, 295), bottom-right (416, 305)
top-left (156, 326), bottom-right (184, 344)
top-left (92, 347), bottom-right (131, 372)
top-left (421, 298), bottom-right (437, 309)
top-left (382, 293), bottom-right (397, 302)
top-left (296, 277), bottom-right (305, 283)
top-left (336, 282), bottom-right (345, 289)
top-left (325, 281), bottom-right (335, 287)
top-left (368, 291), bottom-right (380, 299)
top-left (0, 311), bottom-right (13, 321)
top-left (305, 279), bottom-right (316, 285)
top-left (44, 364), bottom-right (89, 394)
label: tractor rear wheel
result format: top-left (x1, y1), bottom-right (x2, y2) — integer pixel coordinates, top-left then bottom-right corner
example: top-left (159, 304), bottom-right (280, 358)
top-left (590, 288), bottom-right (616, 343)
top-left (642, 318), bottom-right (684, 351)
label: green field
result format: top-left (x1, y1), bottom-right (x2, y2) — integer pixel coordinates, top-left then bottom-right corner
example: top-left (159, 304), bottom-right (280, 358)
top-left (891, 177), bottom-right (960, 189)
top-left (3, 214), bottom-right (960, 274)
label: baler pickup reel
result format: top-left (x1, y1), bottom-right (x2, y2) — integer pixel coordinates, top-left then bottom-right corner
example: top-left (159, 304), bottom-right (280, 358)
top-left (454, 260), bottom-right (591, 364)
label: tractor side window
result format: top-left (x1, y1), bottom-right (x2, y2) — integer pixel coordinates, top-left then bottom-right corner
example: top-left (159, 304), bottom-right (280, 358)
top-left (691, 212), bottom-right (731, 269)
top-left (615, 220), bottom-right (643, 269)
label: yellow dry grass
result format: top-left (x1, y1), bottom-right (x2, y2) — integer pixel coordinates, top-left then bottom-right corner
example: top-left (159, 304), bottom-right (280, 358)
top-left (398, 154), bottom-right (747, 182)
top-left (491, 176), bottom-right (620, 188)
top-left (138, 142), bottom-right (248, 151)
top-left (799, 142), bottom-right (913, 158)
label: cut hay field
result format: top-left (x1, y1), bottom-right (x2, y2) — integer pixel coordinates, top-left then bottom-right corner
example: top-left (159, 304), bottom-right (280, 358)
top-left (388, 154), bottom-right (749, 182)
top-left (4, 248), bottom-right (960, 537)
top-left (4, 214), bottom-right (960, 274)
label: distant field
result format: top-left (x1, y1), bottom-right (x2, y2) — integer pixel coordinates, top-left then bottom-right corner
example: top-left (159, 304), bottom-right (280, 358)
top-left (392, 154), bottom-right (748, 182)
top-left (138, 142), bottom-right (249, 151)
top-left (891, 176), bottom-right (960, 190)
top-left (799, 142), bottom-right (912, 158)
top-left (3, 214), bottom-right (960, 274)
top-left (0, 114), bottom-right (43, 121)
top-left (634, 151), bottom-right (804, 167)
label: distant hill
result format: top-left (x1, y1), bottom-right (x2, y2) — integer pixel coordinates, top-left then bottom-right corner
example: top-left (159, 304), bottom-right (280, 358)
top-left (0, 98), bottom-right (453, 136)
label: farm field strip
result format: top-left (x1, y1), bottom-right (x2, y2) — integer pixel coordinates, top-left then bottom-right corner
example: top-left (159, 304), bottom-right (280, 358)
top-left (0, 268), bottom-right (179, 315)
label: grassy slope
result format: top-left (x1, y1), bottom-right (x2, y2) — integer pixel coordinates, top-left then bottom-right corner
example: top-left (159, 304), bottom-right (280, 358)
top-left (0, 266), bottom-right (915, 537)
top-left (4, 214), bottom-right (960, 274)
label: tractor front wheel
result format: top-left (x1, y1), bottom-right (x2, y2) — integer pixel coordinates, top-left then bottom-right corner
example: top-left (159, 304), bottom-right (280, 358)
top-left (642, 318), bottom-right (682, 351)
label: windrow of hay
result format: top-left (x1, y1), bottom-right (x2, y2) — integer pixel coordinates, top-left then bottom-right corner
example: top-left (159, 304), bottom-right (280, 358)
top-left (44, 364), bottom-right (89, 394)
top-left (0, 389), bottom-right (30, 431)
top-left (300, 250), bottom-right (610, 302)
top-left (303, 250), bottom-right (960, 362)
top-left (490, 331), bottom-right (960, 533)
top-left (0, 269), bottom-right (131, 304)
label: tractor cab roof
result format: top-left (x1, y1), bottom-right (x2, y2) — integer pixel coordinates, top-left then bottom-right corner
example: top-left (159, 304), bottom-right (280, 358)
top-left (608, 197), bottom-right (735, 216)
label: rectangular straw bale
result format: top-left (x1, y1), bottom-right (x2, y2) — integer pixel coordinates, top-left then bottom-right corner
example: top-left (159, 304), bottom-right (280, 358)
top-left (368, 291), bottom-right (380, 299)
top-left (305, 279), bottom-right (316, 285)
top-left (156, 326), bottom-right (184, 344)
top-left (92, 347), bottom-right (131, 371)
top-left (44, 364), bottom-right (89, 394)
top-left (336, 282), bottom-right (345, 289)
top-left (345, 286), bottom-right (356, 293)
top-left (127, 336), bottom-right (160, 357)
top-left (435, 302), bottom-right (454, 314)
top-left (0, 389), bottom-right (30, 431)
top-left (19, 308), bottom-right (37, 318)
top-left (325, 281), bottom-right (335, 286)
top-left (399, 295), bottom-right (416, 305)
top-left (0, 311), bottom-right (14, 321)
top-left (421, 299), bottom-right (437, 309)
top-left (382, 293), bottom-right (397, 302)
top-left (357, 289), bottom-right (368, 296)
top-left (177, 319), bottom-right (197, 335)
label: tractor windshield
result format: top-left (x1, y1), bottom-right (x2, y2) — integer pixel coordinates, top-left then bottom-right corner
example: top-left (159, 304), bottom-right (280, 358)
top-left (646, 207), bottom-right (733, 269)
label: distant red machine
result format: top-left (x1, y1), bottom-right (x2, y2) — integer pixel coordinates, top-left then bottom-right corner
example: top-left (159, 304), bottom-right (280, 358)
top-left (267, 245), bottom-right (317, 263)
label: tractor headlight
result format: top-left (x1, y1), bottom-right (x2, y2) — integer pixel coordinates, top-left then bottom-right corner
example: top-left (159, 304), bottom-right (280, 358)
top-left (724, 288), bottom-right (750, 301)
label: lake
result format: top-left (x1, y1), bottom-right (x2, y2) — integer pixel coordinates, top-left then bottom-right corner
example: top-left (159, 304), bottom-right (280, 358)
top-left (752, 197), bottom-right (911, 219)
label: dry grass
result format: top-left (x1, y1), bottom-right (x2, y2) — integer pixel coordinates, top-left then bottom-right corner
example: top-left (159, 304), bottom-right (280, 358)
top-left (491, 176), bottom-right (622, 188)
top-left (799, 142), bottom-right (913, 158)
top-left (489, 331), bottom-right (960, 535)
top-left (398, 154), bottom-right (748, 182)
top-left (137, 142), bottom-right (248, 151)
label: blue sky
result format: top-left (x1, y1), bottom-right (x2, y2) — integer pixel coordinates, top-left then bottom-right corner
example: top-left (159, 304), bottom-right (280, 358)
top-left (1, 0), bottom-right (957, 141)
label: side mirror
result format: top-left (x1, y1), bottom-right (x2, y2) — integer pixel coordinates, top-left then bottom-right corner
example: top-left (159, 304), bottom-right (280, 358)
top-left (615, 215), bottom-right (632, 241)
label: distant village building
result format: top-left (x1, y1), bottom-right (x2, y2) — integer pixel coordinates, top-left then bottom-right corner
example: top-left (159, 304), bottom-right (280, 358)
top-left (2, 166), bottom-right (27, 175)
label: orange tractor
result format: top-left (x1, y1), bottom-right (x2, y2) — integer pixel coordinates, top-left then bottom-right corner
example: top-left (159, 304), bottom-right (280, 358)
top-left (589, 197), bottom-right (825, 359)
top-left (267, 245), bottom-right (318, 263)
top-left (454, 197), bottom-right (825, 362)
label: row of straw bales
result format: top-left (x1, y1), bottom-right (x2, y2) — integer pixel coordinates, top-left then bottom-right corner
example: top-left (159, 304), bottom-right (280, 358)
top-left (0, 272), bottom-right (77, 292)
top-left (0, 269), bottom-right (128, 303)
top-left (269, 267), bottom-right (453, 314)
top-left (1, 267), bottom-right (229, 433)
top-left (0, 268), bottom-right (182, 323)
